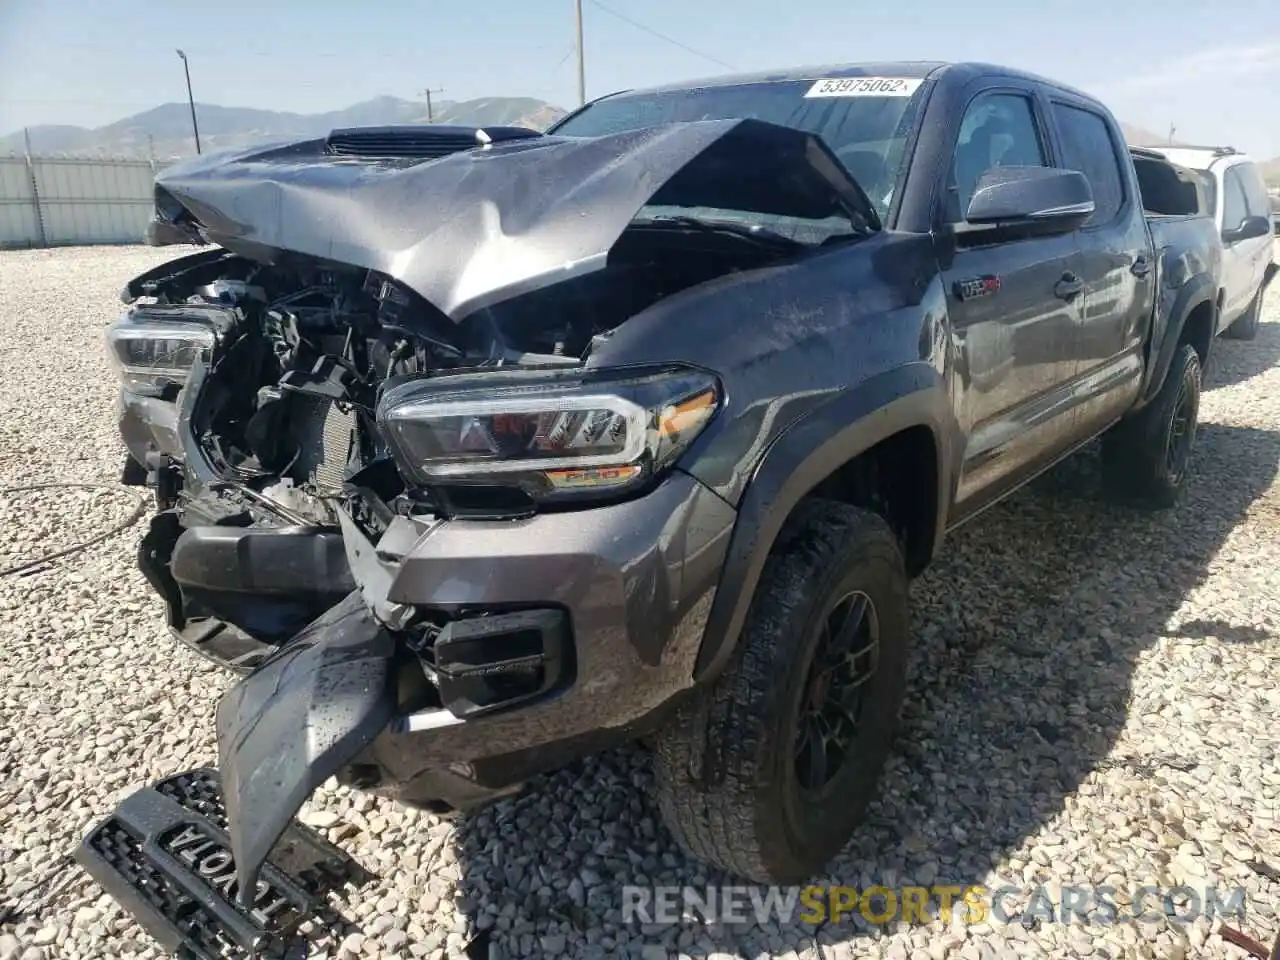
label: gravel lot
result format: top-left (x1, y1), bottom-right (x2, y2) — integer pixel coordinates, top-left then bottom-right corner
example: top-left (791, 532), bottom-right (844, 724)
top-left (0, 244), bottom-right (1278, 960)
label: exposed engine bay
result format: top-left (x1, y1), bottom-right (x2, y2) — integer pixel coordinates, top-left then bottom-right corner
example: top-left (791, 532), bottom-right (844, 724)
top-left (130, 219), bottom-right (797, 538)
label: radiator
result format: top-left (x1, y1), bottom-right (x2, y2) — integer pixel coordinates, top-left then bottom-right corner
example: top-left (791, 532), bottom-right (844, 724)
top-left (290, 396), bottom-right (357, 494)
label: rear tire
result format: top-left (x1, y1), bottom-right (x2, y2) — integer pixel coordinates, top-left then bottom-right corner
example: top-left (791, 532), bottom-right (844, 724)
top-left (1101, 343), bottom-right (1201, 508)
top-left (1224, 286), bottom-right (1262, 340)
top-left (652, 500), bottom-right (909, 883)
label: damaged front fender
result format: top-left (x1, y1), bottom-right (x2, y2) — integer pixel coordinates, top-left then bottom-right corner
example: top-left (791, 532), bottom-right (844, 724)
top-left (215, 592), bottom-right (396, 903)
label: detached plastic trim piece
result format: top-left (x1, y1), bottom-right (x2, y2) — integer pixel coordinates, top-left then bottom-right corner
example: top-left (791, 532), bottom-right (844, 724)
top-left (170, 526), bottom-right (355, 596)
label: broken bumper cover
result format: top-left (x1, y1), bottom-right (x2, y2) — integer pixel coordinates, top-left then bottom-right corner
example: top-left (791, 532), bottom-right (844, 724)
top-left (74, 768), bottom-right (370, 959)
top-left (216, 592), bottom-right (395, 904)
top-left (211, 470), bottom-right (735, 898)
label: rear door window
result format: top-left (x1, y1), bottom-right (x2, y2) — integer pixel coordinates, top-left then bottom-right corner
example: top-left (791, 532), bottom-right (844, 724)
top-left (1222, 168), bottom-right (1249, 230)
top-left (1235, 162), bottom-right (1271, 218)
top-left (1050, 103), bottom-right (1126, 225)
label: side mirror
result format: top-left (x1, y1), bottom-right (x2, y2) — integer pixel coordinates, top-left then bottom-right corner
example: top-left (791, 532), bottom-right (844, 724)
top-left (1223, 214), bottom-right (1271, 244)
top-left (962, 166), bottom-right (1095, 236)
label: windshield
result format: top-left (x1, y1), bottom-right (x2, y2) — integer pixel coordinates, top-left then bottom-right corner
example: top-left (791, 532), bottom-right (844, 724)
top-left (552, 79), bottom-right (927, 224)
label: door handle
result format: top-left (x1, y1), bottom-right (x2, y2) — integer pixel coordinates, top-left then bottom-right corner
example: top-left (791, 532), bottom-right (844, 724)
top-left (1131, 255), bottom-right (1151, 278)
top-left (1054, 273), bottom-right (1084, 300)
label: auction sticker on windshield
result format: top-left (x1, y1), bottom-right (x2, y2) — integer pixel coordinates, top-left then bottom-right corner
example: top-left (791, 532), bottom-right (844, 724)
top-left (804, 77), bottom-right (923, 98)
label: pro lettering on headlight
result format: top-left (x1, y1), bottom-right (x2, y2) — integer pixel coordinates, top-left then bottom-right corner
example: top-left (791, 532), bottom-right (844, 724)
top-left (105, 309), bottom-right (217, 395)
top-left (376, 366), bottom-right (720, 502)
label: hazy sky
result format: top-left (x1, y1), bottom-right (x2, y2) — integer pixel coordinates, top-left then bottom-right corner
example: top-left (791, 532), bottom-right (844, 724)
top-left (1, 0), bottom-right (1277, 158)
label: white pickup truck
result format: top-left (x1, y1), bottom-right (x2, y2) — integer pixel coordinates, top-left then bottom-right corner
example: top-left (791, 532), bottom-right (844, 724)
top-left (1142, 146), bottom-right (1275, 339)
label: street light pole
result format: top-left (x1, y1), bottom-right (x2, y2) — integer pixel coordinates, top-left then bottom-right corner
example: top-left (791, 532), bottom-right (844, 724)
top-left (176, 49), bottom-right (201, 155)
top-left (575, 0), bottom-right (586, 106)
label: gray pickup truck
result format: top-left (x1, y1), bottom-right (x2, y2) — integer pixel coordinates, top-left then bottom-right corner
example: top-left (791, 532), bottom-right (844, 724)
top-left (87, 61), bottom-right (1222, 956)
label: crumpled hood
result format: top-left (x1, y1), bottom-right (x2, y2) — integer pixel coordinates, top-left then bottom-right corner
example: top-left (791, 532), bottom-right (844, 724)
top-left (153, 118), bottom-right (877, 321)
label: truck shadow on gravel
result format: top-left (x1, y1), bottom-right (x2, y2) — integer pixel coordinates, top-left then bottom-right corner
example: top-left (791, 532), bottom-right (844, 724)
top-left (448, 346), bottom-right (1280, 959)
top-left (1201, 317), bottom-right (1280, 391)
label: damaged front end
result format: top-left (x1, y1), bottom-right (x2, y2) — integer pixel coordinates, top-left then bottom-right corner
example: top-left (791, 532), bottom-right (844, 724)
top-left (86, 117), bottom-right (875, 955)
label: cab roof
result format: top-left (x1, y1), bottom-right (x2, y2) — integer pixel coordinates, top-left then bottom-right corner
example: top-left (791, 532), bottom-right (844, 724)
top-left (603, 60), bottom-right (1099, 104)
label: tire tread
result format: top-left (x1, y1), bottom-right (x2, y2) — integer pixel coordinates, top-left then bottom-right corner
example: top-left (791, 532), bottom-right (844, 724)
top-left (653, 499), bottom-right (906, 882)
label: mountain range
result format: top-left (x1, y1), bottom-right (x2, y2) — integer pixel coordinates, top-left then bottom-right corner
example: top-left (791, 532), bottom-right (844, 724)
top-left (4, 101), bottom-right (1277, 186)
top-left (0, 96), bottom-right (568, 159)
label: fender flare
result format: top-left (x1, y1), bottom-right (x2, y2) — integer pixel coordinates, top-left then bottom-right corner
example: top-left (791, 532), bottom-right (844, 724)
top-left (1141, 272), bottom-right (1216, 407)
top-left (692, 363), bottom-right (953, 682)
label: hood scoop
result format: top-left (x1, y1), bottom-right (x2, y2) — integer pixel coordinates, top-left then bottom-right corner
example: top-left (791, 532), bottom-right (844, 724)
top-left (324, 124), bottom-right (543, 161)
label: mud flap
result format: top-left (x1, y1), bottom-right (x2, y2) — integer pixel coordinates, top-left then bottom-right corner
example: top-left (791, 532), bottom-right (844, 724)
top-left (215, 591), bottom-right (396, 904)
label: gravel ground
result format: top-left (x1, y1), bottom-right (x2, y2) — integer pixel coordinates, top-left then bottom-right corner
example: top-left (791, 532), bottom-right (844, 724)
top-left (0, 244), bottom-right (1278, 960)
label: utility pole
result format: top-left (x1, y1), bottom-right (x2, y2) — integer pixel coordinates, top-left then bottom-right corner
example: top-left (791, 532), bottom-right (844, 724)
top-left (176, 49), bottom-right (201, 154)
top-left (420, 88), bottom-right (444, 123)
top-left (574, 0), bottom-right (586, 105)
top-left (1167, 123), bottom-right (1176, 145)
top-left (22, 128), bottom-right (47, 247)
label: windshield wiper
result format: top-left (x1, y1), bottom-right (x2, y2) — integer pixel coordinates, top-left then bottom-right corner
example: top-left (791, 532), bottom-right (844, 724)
top-left (636, 215), bottom-right (804, 249)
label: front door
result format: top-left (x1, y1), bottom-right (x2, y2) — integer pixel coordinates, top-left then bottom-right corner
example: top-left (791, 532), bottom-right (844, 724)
top-left (1235, 162), bottom-right (1276, 306)
top-left (1220, 165), bottom-right (1269, 324)
top-left (940, 88), bottom-right (1085, 519)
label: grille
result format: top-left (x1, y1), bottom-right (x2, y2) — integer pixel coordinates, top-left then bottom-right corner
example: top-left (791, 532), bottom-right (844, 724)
top-left (78, 769), bottom-right (368, 959)
top-left (290, 397), bottom-right (356, 495)
top-left (88, 821), bottom-right (242, 958)
top-left (155, 769), bottom-right (228, 830)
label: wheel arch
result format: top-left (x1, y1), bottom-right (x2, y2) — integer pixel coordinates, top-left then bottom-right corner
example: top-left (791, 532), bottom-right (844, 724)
top-left (1140, 273), bottom-right (1216, 408)
top-left (692, 363), bottom-right (953, 683)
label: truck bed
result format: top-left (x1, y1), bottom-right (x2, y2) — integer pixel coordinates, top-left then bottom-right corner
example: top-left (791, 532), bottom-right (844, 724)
top-left (1132, 147), bottom-right (1225, 342)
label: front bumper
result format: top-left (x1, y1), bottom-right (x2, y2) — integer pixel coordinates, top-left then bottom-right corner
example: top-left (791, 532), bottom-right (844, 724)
top-left (332, 469), bottom-right (735, 793)
top-left (145, 469), bottom-right (734, 923)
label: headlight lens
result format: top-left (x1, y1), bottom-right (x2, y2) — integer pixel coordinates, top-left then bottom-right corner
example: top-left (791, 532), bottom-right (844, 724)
top-left (377, 366), bottom-right (720, 501)
top-left (106, 310), bottom-right (215, 395)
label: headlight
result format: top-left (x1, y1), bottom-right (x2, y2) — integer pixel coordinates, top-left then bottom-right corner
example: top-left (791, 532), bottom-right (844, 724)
top-left (377, 366), bottom-right (721, 502)
top-left (106, 310), bottom-right (215, 395)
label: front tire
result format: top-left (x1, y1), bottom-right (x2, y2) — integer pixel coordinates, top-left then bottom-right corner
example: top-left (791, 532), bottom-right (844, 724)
top-left (652, 500), bottom-right (909, 883)
top-left (1101, 343), bottom-right (1202, 508)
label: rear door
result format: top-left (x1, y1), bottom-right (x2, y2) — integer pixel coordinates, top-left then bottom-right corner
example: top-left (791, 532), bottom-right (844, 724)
top-left (939, 83), bottom-right (1085, 517)
top-left (1046, 98), bottom-right (1152, 435)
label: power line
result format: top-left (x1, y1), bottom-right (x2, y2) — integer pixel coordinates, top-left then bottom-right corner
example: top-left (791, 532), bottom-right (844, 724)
top-left (17, 39), bottom-right (573, 61)
top-left (587, 0), bottom-right (735, 71)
